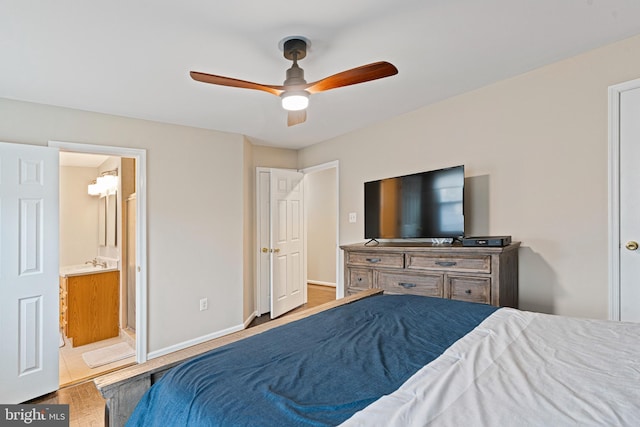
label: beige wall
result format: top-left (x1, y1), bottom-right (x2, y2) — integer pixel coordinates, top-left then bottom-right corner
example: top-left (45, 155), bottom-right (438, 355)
top-left (252, 144), bottom-right (298, 168)
top-left (299, 34), bottom-right (640, 319)
top-left (59, 166), bottom-right (100, 265)
top-left (0, 99), bottom-right (245, 355)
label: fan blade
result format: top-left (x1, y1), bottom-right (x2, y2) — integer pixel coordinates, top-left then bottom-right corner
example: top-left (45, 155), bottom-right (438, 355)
top-left (190, 71), bottom-right (284, 96)
top-left (288, 110), bottom-right (307, 127)
top-left (305, 61), bottom-right (398, 94)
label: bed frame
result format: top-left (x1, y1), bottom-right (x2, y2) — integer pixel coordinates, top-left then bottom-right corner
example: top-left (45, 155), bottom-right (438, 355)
top-left (94, 289), bottom-right (383, 427)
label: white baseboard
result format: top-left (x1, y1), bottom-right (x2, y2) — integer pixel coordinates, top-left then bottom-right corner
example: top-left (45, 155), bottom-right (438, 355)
top-left (308, 280), bottom-right (336, 287)
top-left (147, 323), bottom-right (245, 360)
top-left (244, 311), bottom-right (258, 329)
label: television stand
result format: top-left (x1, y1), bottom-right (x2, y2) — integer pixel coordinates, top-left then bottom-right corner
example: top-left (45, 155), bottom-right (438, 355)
top-left (341, 242), bottom-right (519, 307)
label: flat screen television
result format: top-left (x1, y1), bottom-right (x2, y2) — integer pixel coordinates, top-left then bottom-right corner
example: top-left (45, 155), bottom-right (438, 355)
top-left (364, 165), bottom-right (464, 240)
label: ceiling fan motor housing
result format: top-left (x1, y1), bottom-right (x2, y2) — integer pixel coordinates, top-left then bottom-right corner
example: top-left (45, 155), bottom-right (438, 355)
top-left (285, 64), bottom-right (306, 86)
top-left (283, 38), bottom-right (308, 87)
top-left (283, 38), bottom-right (307, 61)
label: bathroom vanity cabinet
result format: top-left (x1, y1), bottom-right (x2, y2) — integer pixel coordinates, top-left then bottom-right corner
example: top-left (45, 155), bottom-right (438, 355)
top-left (60, 270), bottom-right (120, 347)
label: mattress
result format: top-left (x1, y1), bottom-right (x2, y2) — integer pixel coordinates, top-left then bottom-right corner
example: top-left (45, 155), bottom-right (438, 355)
top-left (343, 308), bottom-right (640, 426)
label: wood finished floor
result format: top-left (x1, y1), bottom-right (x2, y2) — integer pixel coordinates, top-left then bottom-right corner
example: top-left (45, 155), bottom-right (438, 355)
top-left (250, 283), bottom-right (336, 327)
top-left (29, 381), bottom-right (105, 427)
top-left (30, 284), bottom-right (336, 426)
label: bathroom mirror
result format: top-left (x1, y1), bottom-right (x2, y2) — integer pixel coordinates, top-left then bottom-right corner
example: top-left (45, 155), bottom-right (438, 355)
top-left (107, 192), bottom-right (117, 247)
top-left (98, 196), bottom-right (106, 246)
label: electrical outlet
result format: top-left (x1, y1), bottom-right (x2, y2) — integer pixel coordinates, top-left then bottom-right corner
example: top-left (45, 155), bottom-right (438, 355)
top-left (349, 212), bottom-right (357, 223)
top-left (199, 298), bottom-right (208, 311)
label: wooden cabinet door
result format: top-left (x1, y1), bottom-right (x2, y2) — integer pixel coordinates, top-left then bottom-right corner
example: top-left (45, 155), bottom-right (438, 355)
top-left (68, 271), bottom-right (119, 346)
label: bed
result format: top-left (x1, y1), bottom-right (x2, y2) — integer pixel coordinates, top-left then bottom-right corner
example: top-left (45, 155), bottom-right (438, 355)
top-left (96, 290), bottom-right (640, 426)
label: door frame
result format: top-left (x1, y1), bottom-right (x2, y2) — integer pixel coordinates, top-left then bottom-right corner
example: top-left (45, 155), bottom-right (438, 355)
top-left (608, 77), bottom-right (640, 321)
top-left (49, 141), bottom-right (148, 362)
top-left (255, 167), bottom-right (271, 317)
top-left (254, 161), bottom-right (340, 317)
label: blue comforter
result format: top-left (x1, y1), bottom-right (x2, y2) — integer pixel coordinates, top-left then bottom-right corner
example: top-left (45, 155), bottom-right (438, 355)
top-left (127, 294), bottom-right (497, 426)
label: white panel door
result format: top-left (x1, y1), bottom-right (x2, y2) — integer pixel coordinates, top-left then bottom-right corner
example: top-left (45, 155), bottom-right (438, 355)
top-left (270, 169), bottom-right (305, 319)
top-left (0, 142), bottom-right (59, 403)
top-left (620, 85), bottom-right (640, 322)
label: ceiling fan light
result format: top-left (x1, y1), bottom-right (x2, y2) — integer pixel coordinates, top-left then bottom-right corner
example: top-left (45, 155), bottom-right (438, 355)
top-left (281, 91), bottom-right (309, 111)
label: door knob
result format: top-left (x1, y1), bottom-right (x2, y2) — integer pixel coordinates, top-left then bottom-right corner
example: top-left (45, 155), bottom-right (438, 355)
top-left (262, 247), bottom-right (269, 253)
top-left (625, 241), bottom-right (639, 251)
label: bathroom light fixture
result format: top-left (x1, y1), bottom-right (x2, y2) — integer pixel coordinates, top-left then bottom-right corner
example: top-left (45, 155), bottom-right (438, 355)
top-left (88, 179), bottom-right (101, 196)
top-left (87, 169), bottom-right (119, 196)
top-left (97, 173), bottom-right (118, 195)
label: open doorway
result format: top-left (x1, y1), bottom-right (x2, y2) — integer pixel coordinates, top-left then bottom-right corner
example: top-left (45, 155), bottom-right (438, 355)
top-left (50, 141), bottom-right (148, 387)
top-left (58, 153), bottom-right (135, 385)
top-left (303, 162), bottom-right (339, 302)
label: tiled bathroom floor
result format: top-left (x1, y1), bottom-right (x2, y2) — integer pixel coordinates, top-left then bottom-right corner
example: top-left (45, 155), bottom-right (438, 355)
top-left (59, 330), bottom-right (136, 387)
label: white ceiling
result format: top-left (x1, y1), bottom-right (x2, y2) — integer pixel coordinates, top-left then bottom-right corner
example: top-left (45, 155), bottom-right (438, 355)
top-left (2, 1), bottom-right (640, 149)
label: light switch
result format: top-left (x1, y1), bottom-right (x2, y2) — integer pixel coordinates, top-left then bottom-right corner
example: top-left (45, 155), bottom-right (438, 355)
top-left (348, 212), bottom-right (357, 223)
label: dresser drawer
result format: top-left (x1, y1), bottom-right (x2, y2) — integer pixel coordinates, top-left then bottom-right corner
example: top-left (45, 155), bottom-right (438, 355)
top-left (377, 271), bottom-right (443, 297)
top-left (406, 254), bottom-right (491, 273)
top-left (447, 275), bottom-right (491, 304)
top-left (348, 268), bottom-right (373, 289)
top-left (346, 251), bottom-right (404, 268)
top-left (346, 287), bottom-right (367, 297)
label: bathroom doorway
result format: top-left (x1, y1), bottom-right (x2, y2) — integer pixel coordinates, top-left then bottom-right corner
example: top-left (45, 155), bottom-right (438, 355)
top-left (52, 141), bottom-right (147, 386)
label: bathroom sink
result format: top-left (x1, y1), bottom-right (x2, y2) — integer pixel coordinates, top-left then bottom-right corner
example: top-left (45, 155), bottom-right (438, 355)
top-left (59, 264), bottom-right (117, 277)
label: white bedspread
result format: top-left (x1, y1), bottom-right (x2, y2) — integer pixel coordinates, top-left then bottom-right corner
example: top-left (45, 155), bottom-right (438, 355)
top-left (342, 308), bottom-right (640, 426)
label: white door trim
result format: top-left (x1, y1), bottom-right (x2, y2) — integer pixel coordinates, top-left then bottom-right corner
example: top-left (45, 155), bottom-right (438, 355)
top-left (608, 77), bottom-right (640, 321)
top-left (255, 167), bottom-right (270, 317)
top-left (301, 161), bottom-right (342, 298)
top-left (48, 141), bottom-right (148, 362)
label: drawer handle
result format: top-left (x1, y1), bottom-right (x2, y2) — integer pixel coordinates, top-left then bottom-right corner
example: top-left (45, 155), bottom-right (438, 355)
top-left (465, 289), bottom-right (472, 294)
top-left (357, 277), bottom-right (363, 282)
top-left (366, 258), bottom-right (381, 263)
top-left (399, 282), bottom-right (416, 288)
top-left (435, 261), bottom-right (457, 267)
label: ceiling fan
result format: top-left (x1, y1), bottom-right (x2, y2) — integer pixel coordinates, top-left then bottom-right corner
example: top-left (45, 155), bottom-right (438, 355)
top-left (190, 37), bottom-right (398, 126)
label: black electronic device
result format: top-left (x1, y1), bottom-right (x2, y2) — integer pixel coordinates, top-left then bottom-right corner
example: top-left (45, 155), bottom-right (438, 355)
top-left (364, 165), bottom-right (464, 240)
top-left (462, 236), bottom-right (512, 247)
